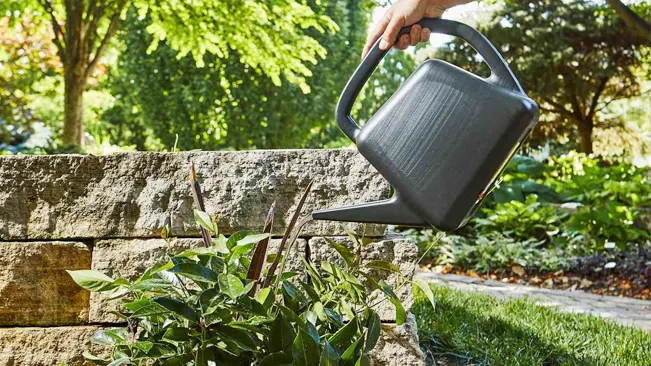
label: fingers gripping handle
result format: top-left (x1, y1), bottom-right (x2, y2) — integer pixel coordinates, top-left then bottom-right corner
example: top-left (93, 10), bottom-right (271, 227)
top-left (336, 18), bottom-right (524, 142)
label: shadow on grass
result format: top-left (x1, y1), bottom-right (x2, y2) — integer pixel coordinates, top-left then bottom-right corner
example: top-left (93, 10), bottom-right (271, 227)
top-left (412, 287), bottom-right (649, 366)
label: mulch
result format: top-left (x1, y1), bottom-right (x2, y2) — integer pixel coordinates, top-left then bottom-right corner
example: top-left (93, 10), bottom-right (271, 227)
top-left (419, 263), bottom-right (650, 300)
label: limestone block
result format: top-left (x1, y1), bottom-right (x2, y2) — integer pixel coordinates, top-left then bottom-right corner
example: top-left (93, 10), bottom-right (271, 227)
top-left (370, 313), bottom-right (426, 366)
top-left (0, 150), bottom-right (388, 240)
top-left (0, 326), bottom-right (106, 366)
top-left (0, 241), bottom-right (90, 326)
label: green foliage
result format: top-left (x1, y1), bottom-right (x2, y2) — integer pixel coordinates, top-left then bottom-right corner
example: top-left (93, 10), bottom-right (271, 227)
top-left (474, 195), bottom-right (566, 241)
top-left (104, 1), bottom-right (378, 151)
top-left (435, 233), bottom-right (568, 273)
top-left (68, 185), bottom-right (421, 364)
top-left (543, 151), bottom-right (651, 207)
top-left (414, 284), bottom-right (651, 366)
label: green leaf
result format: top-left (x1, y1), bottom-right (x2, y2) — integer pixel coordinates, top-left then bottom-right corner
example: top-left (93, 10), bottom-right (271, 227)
top-left (169, 263), bottom-right (218, 283)
top-left (148, 342), bottom-right (176, 357)
top-left (379, 280), bottom-right (406, 326)
top-left (319, 340), bottom-right (340, 366)
top-left (138, 261), bottom-right (174, 281)
top-left (365, 310), bottom-right (381, 352)
top-left (216, 325), bottom-right (260, 351)
top-left (388, 297), bottom-right (406, 326)
top-left (107, 358), bottom-right (129, 366)
top-left (364, 260), bottom-right (400, 273)
top-left (218, 273), bottom-right (245, 299)
top-left (355, 355), bottom-right (371, 366)
top-left (259, 352), bottom-right (293, 366)
top-left (325, 308), bottom-right (344, 327)
top-left (356, 271), bottom-right (381, 291)
top-left (195, 343), bottom-right (209, 366)
top-left (226, 230), bottom-right (252, 249)
top-left (130, 278), bottom-right (175, 291)
top-left (305, 320), bottom-right (321, 346)
top-left (256, 287), bottom-right (274, 310)
top-left (228, 242), bottom-right (256, 264)
top-left (270, 314), bottom-right (296, 352)
top-left (237, 233), bottom-right (271, 246)
top-left (90, 328), bottom-right (127, 346)
top-left (128, 299), bottom-right (170, 318)
top-left (154, 297), bottom-right (199, 322)
top-left (313, 301), bottom-right (327, 322)
top-left (328, 317), bottom-right (358, 352)
top-left (161, 355), bottom-right (193, 366)
top-left (324, 238), bottom-right (355, 267)
top-left (194, 209), bottom-right (215, 233)
top-left (300, 281), bottom-right (321, 303)
top-left (133, 340), bottom-right (154, 353)
top-left (281, 271), bottom-right (300, 281)
top-left (66, 270), bottom-right (128, 292)
top-left (293, 328), bottom-right (321, 366)
top-left (212, 235), bottom-right (229, 254)
top-left (163, 327), bottom-right (190, 342)
top-left (82, 351), bottom-right (107, 362)
top-left (412, 280), bottom-right (436, 310)
top-left (341, 333), bottom-right (364, 361)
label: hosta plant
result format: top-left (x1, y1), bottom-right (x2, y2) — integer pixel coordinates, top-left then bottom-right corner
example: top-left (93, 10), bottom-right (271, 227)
top-left (68, 166), bottom-right (434, 365)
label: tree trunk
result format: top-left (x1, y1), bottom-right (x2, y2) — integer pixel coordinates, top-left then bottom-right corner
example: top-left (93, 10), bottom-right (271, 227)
top-left (63, 61), bottom-right (86, 145)
top-left (577, 119), bottom-right (594, 154)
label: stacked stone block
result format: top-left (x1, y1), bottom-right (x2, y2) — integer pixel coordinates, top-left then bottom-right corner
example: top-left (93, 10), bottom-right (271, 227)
top-left (0, 150), bottom-right (425, 365)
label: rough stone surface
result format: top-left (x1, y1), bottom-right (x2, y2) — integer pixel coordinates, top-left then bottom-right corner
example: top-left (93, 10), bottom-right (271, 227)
top-left (370, 313), bottom-right (426, 366)
top-left (309, 236), bottom-right (418, 322)
top-left (0, 150), bottom-right (389, 240)
top-left (90, 237), bottom-right (307, 323)
top-left (0, 326), bottom-right (107, 366)
top-left (0, 241), bottom-right (90, 326)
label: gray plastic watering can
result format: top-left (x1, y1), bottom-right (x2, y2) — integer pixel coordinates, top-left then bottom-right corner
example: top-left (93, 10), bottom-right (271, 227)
top-left (312, 18), bottom-right (539, 231)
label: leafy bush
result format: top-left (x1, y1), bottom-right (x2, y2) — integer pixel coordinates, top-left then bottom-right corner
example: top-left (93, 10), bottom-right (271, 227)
top-left (563, 203), bottom-right (650, 251)
top-left (543, 152), bottom-right (651, 207)
top-left (68, 167), bottom-right (433, 365)
top-left (435, 233), bottom-right (569, 273)
top-left (473, 195), bottom-right (566, 241)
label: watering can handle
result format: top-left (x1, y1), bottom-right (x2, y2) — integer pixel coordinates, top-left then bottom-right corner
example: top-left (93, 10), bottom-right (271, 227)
top-left (336, 18), bottom-right (524, 142)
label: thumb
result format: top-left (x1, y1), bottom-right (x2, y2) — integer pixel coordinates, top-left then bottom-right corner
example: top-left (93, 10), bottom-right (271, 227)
top-left (380, 15), bottom-right (405, 50)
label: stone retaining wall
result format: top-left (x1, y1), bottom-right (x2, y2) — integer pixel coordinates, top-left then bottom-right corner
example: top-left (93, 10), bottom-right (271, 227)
top-left (0, 150), bottom-right (425, 365)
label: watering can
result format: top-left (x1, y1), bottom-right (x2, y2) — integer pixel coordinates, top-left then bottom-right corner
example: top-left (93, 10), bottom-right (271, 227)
top-left (312, 18), bottom-right (539, 231)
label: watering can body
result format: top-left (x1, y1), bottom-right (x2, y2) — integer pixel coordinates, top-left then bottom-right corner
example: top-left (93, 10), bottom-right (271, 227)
top-left (312, 18), bottom-right (539, 231)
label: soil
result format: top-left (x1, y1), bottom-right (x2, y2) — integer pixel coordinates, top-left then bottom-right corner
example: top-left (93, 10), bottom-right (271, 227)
top-left (419, 263), bottom-right (650, 300)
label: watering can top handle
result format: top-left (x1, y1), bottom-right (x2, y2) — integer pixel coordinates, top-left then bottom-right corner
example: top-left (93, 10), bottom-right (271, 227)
top-left (336, 18), bottom-right (525, 142)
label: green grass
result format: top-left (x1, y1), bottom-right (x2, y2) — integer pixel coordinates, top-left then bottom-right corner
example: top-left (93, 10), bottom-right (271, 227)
top-left (413, 285), bottom-right (651, 366)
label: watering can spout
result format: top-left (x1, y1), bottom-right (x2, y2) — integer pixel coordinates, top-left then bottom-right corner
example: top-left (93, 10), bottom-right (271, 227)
top-left (311, 194), bottom-right (428, 227)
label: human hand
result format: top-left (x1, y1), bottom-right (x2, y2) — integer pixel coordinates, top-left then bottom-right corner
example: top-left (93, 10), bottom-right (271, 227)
top-left (361, 0), bottom-right (471, 58)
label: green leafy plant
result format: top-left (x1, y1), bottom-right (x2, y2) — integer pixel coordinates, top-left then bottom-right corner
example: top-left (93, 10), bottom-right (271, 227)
top-left (473, 195), bottom-right (566, 241)
top-left (562, 203), bottom-right (650, 251)
top-left (435, 233), bottom-right (569, 273)
top-left (544, 152), bottom-right (651, 208)
top-left (68, 166), bottom-right (431, 365)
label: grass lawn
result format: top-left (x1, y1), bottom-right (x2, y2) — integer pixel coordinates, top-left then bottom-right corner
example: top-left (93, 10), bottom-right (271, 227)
top-left (413, 285), bottom-right (651, 366)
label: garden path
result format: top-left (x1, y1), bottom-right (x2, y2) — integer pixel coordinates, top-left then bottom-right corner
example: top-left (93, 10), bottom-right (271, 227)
top-left (416, 271), bottom-right (651, 332)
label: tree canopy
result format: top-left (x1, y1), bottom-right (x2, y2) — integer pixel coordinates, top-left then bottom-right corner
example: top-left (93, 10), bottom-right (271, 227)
top-left (103, 0), bottom-right (406, 150)
top-left (0, 0), bottom-right (338, 145)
